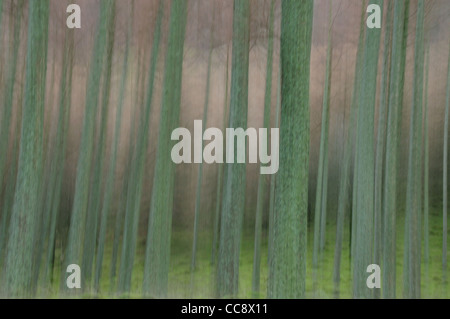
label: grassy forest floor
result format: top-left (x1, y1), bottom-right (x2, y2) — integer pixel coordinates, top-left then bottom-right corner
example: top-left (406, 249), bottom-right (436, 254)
top-left (42, 205), bottom-right (449, 299)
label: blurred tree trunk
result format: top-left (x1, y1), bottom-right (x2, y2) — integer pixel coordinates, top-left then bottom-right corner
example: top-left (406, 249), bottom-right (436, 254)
top-left (0, 0), bottom-right (23, 267)
top-left (333, 0), bottom-right (366, 298)
top-left (0, 0), bottom-right (23, 209)
top-left (4, 0), bottom-right (49, 297)
top-left (216, 0), bottom-right (250, 298)
top-left (143, 0), bottom-right (188, 298)
top-left (267, 58), bottom-right (281, 296)
top-left (82, 0), bottom-right (116, 291)
top-left (423, 46), bottom-right (430, 295)
top-left (44, 28), bottom-right (75, 286)
top-left (350, 1), bottom-right (368, 263)
top-left (191, 5), bottom-right (216, 290)
top-left (211, 44), bottom-right (230, 266)
top-left (118, 0), bottom-right (164, 294)
top-left (62, 0), bottom-right (114, 293)
top-left (353, 0), bottom-right (383, 299)
top-left (268, 0), bottom-right (313, 299)
top-left (252, 0), bottom-right (275, 299)
top-left (111, 45), bottom-right (143, 292)
top-left (313, 1), bottom-right (332, 293)
top-left (95, 1), bottom-right (134, 293)
top-left (443, 43), bottom-right (450, 287)
top-left (383, 0), bottom-right (410, 299)
top-left (403, 0), bottom-right (425, 299)
top-left (373, 2), bottom-right (393, 299)
top-left (0, 56), bottom-right (24, 274)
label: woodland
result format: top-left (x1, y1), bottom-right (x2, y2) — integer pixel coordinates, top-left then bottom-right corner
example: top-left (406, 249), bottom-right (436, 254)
top-left (0, 0), bottom-right (449, 299)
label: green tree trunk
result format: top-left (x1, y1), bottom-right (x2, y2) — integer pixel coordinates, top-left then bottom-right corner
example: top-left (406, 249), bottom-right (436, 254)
top-left (216, 0), bottom-right (250, 298)
top-left (350, 1), bottom-right (367, 263)
top-left (110, 45), bottom-right (143, 292)
top-left (0, 0), bottom-right (23, 210)
top-left (443, 43), bottom-right (450, 287)
top-left (211, 45), bottom-right (230, 266)
top-left (143, 0), bottom-right (188, 298)
top-left (0, 70), bottom-right (24, 271)
top-left (252, 0), bottom-right (275, 298)
top-left (3, 0), bottom-right (49, 297)
top-left (0, 0), bottom-right (23, 267)
top-left (33, 41), bottom-right (59, 291)
top-left (118, 0), bottom-right (164, 294)
top-left (62, 0), bottom-right (115, 293)
top-left (268, 0), bottom-right (313, 299)
top-left (313, 2), bottom-right (332, 291)
top-left (353, 0), bottom-right (383, 299)
top-left (423, 46), bottom-right (431, 294)
top-left (403, 0), bottom-right (425, 299)
top-left (383, 0), bottom-right (410, 299)
top-left (191, 6), bottom-right (216, 290)
top-left (267, 58), bottom-right (281, 296)
top-left (45, 33), bottom-right (74, 287)
top-left (333, 1), bottom-right (366, 298)
top-left (373, 2), bottom-right (393, 298)
top-left (82, 1), bottom-right (117, 290)
top-left (94, 2), bottom-right (133, 293)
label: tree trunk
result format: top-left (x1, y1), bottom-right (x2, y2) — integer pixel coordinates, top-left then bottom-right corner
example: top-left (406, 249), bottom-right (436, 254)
top-left (373, 1), bottom-right (393, 299)
top-left (252, 0), bottom-right (275, 298)
top-left (383, 0), bottom-right (410, 299)
top-left (118, 0), bottom-right (164, 294)
top-left (353, 0), bottom-right (383, 299)
top-left (403, 0), bottom-right (425, 299)
top-left (143, 0), bottom-right (188, 298)
top-left (94, 1), bottom-right (133, 293)
top-left (62, 0), bottom-right (114, 293)
top-left (4, 0), bottom-right (49, 297)
top-left (313, 1), bottom-right (333, 292)
top-left (443, 42), bottom-right (450, 287)
top-left (216, 0), bottom-right (250, 298)
top-left (268, 0), bottom-right (313, 299)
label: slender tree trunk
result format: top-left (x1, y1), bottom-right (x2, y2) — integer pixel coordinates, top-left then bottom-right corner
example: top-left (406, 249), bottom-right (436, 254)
top-left (211, 45), bottom-right (230, 266)
top-left (111, 44), bottom-right (142, 292)
top-left (43, 26), bottom-right (75, 288)
top-left (216, 0), bottom-right (250, 298)
top-left (0, 0), bottom-right (23, 268)
top-left (0, 68), bottom-right (24, 272)
top-left (443, 43), bottom-right (450, 287)
top-left (0, 0), bottom-right (23, 209)
top-left (267, 56), bottom-right (281, 297)
top-left (191, 6), bottom-right (216, 290)
top-left (313, 2), bottom-right (332, 292)
top-left (335, 2), bottom-right (366, 295)
top-left (423, 46), bottom-right (430, 295)
top-left (33, 38), bottom-right (59, 292)
top-left (403, 0), bottom-right (425, 299)
top-left (350, 1), bottom-right (367, 263)
top-left (252, 0), bottom-right (275, 298)
top-left (373, 2), bottom-right (393, 299)
top-left (383, 0), bottom-right (410, 299)
top-left (353, 0), bottom-right (383, 299)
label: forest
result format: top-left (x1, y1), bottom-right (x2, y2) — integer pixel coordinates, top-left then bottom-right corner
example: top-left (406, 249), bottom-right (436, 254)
top-left (0, 0), bottom-right (449, 299)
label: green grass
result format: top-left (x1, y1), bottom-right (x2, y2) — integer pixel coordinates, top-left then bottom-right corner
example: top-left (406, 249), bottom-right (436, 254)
top-left (41, 205), bottom-right (449, 299)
